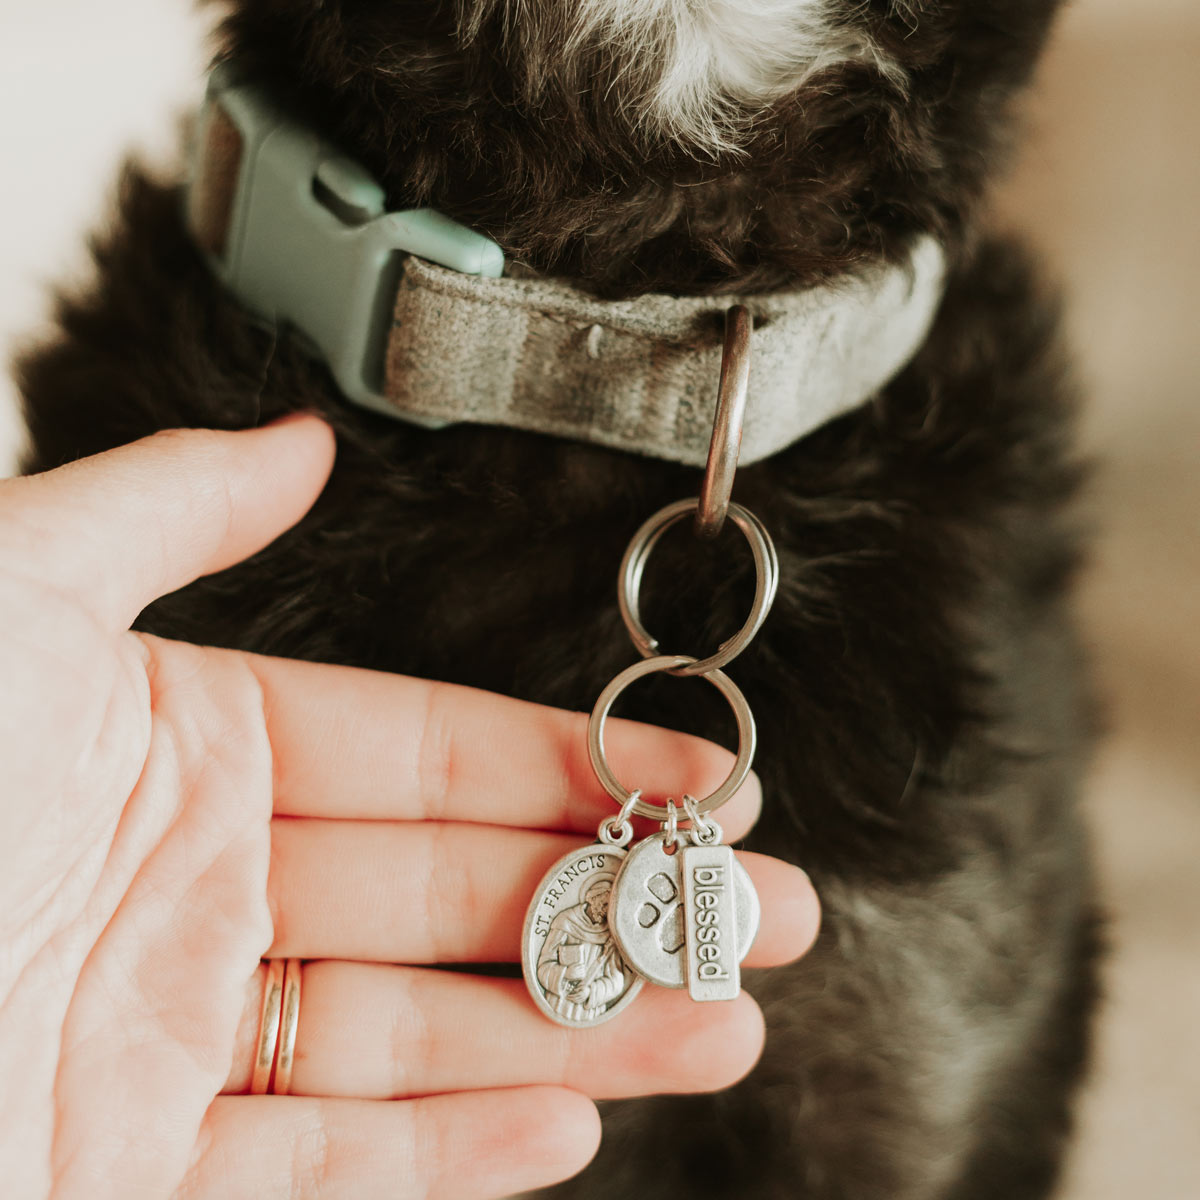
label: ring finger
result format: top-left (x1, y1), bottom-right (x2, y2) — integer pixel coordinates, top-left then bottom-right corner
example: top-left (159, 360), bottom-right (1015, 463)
top-left (225, 960), bottom-right (767, 1101)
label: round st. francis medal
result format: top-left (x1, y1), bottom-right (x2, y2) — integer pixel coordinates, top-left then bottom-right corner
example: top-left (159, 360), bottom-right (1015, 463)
top-left (522, 844), bottom-right (644, 1028)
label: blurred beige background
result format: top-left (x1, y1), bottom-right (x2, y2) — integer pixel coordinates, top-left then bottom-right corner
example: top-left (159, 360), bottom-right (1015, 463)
top-left (0, 1), bottom-right (1196, 1196)
top-left (993, 3), bottom-right (1200, 1195)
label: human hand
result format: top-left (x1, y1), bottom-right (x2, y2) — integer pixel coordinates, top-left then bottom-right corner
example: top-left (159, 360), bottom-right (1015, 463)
top-left (0, 417), bottom-right (820, 1200)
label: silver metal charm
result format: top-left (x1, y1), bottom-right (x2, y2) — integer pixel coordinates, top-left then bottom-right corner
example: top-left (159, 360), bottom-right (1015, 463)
top-left (608, 832), bottom-right (760, 992)
top-left (681, 842), bottom-right (742, 1002)
top-left (522, 843), bottom-right (644, 1028)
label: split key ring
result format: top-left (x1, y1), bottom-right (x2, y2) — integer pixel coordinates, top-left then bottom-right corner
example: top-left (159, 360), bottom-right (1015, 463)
top-left (587, 654), bottom-right (757, 821)
top-left (617, 498), bottom-right (779, 677)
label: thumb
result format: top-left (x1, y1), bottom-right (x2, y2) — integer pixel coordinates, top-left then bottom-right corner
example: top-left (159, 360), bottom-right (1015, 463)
top-left (0, 415), bottom-right (336, 629)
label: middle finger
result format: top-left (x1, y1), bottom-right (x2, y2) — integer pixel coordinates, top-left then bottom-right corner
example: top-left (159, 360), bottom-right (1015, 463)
top-left (224, 960), bottom-right (768, 1100)
top-left (251, 652), bottom-right (762, 837)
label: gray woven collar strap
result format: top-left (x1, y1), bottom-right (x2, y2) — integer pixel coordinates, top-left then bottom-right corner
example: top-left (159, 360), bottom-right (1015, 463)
top-left (187, 72), bottom-right (946, 465)
top-left (382, 235), bottom-right (946, 466)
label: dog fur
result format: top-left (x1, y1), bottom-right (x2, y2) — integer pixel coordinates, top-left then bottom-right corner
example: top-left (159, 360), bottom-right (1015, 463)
top-left (17, 1), bottom-right (1097, 1196)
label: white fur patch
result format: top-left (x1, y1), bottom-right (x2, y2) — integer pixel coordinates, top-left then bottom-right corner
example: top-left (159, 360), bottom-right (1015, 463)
top-left (493, 0), bottom-right (906, 156)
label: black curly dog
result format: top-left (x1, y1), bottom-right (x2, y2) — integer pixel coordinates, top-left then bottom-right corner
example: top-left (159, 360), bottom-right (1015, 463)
top-left (18, 2), bottom-right (1097, 1196)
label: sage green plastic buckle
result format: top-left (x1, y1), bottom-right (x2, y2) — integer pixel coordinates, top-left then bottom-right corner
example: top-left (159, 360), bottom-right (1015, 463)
top-left (190, 65), bottom-right (504, 421)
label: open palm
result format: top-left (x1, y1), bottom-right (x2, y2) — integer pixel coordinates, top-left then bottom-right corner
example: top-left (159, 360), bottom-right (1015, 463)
top-left (0, 419), bottom-right (819, 1200)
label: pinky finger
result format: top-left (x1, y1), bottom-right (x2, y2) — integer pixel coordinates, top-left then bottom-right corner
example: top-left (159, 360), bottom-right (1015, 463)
top-left (178, 1088), bottom-right (601, 1200)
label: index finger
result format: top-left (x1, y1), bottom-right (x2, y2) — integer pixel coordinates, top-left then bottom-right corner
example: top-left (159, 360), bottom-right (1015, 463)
top-left (244, 650), bottom-right (763, 840)
top-left (0, 417), bottom-right (335, 630)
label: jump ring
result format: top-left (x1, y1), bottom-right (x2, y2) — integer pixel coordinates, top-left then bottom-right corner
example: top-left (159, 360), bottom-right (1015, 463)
top-left (618, 498), bottom-right (779, 676)
top-left (588, 655), bottom-right (756, 821)
top-left (664, 799), bottom-right (680, 849)
top-left (696, 305), bottom-right (752, 539)
top-left (616, 789), bottom-right (642, 827)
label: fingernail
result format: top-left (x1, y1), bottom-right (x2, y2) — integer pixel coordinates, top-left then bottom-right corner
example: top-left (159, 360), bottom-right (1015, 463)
top-left (263, 410), bottom-right (321, 428)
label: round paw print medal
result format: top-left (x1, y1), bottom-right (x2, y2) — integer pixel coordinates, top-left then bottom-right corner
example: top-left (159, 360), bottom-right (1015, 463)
top-left (608, 832), bottom-right (760, 999)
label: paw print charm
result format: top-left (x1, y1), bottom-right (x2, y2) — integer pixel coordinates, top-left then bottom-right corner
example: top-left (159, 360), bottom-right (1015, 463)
top-left (636, 870), bottom-right (686, 956)
top-left (609, 833), bottom-right (760, 993)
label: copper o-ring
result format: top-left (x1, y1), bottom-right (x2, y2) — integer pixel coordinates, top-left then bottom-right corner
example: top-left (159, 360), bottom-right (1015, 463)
top-left (696, 305), bottom-right (752, 539)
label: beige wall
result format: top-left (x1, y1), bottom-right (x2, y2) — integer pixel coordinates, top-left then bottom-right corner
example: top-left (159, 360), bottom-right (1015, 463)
top-left (1, 2), bottom-right (1196, 1195)
top-left (996, 4), bottom-right (1200, 1196)
top-left (0, 0), bottom-right (208, 470)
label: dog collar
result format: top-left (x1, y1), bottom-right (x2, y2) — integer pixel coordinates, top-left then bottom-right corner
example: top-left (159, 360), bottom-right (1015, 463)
top-left (187, 67), bottom-right (946, 467)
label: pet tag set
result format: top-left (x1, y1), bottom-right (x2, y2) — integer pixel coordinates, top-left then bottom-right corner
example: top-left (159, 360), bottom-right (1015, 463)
top-left (522, 309), bottom-right (781, 1028)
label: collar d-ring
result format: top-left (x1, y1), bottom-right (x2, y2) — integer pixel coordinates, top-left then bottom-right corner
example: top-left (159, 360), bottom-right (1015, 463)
top-left (696, 305), bottom-right (752, 539)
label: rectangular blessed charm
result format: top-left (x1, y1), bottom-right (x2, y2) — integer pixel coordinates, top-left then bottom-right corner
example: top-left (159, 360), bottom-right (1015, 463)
top-left (681, 844), bottom-right (741, 1002)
